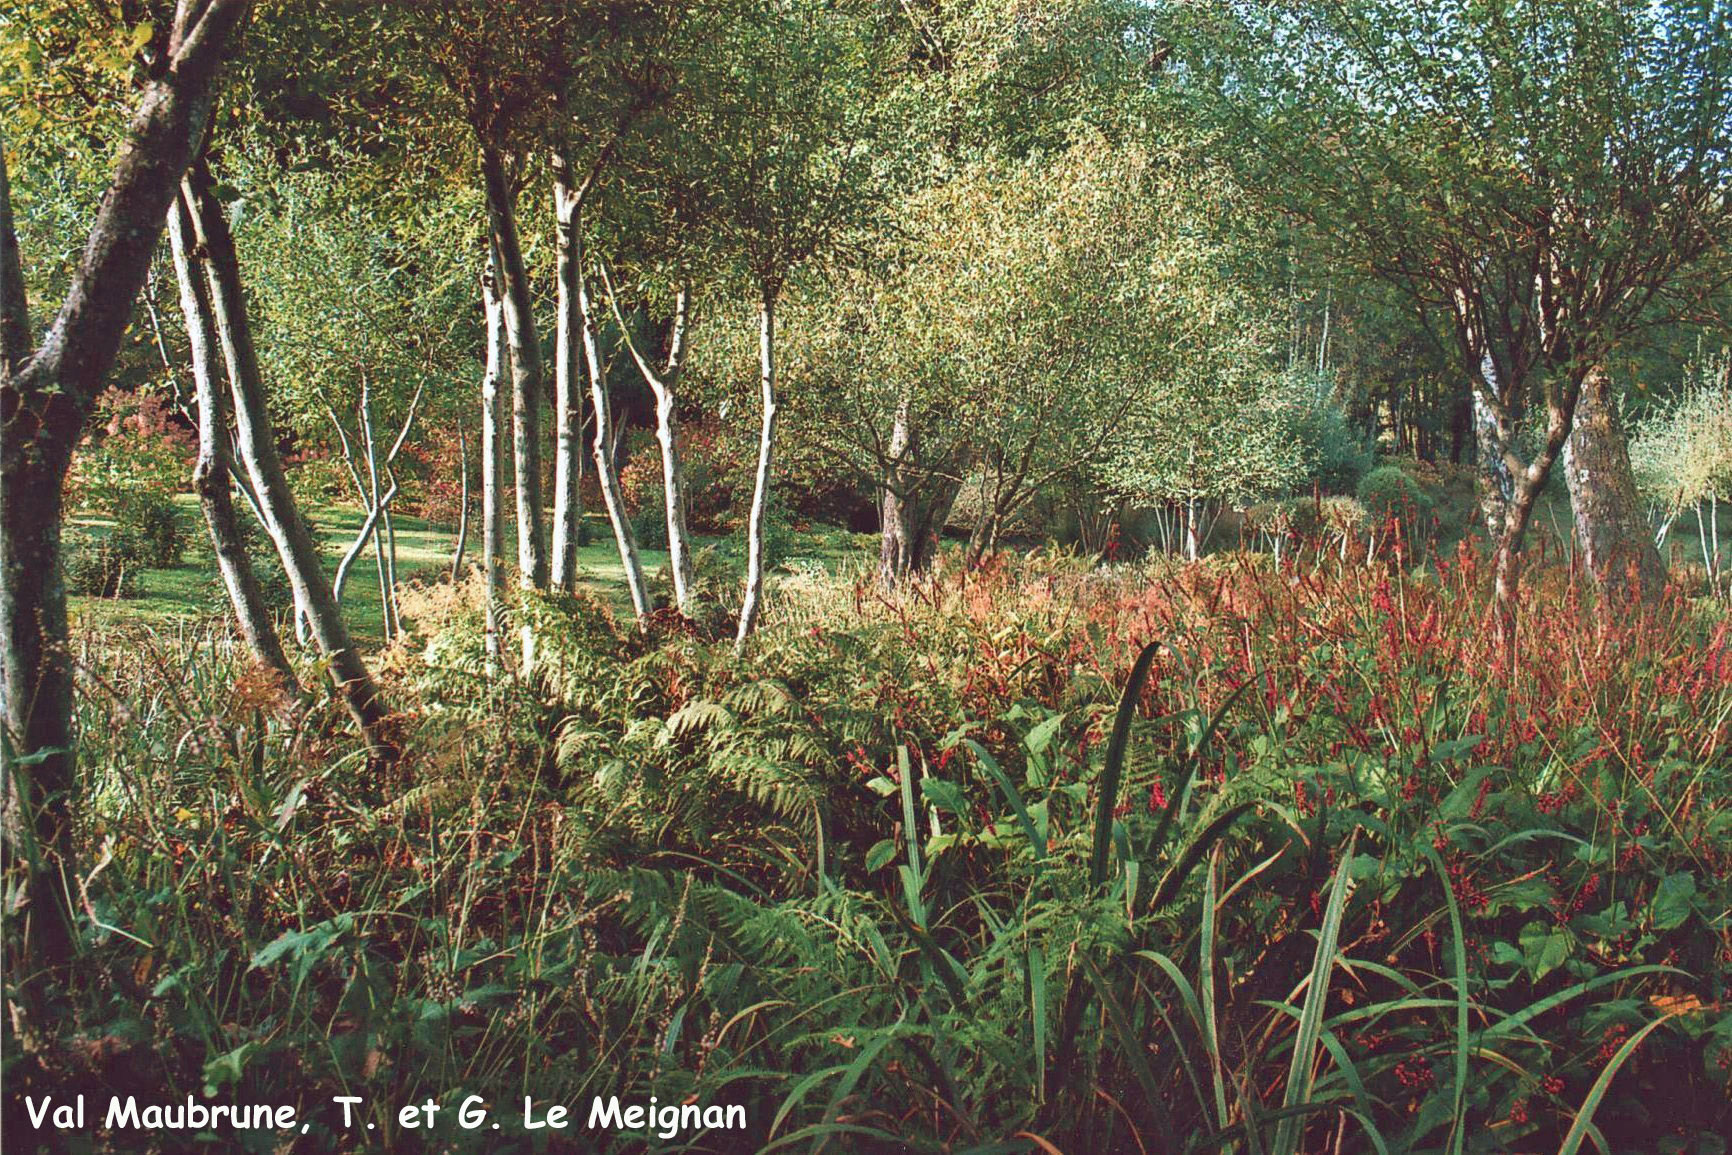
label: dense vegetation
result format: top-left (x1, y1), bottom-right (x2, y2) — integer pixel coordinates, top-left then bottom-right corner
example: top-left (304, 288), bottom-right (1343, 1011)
top-left (5, 1), bottom-right (1732, 1152)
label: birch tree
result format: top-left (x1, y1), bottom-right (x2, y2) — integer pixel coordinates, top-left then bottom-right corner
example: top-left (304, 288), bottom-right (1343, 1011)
top-left (705, 1), bottom-right (881, 647)
top-left (0, 0), bottom-right (252, 975)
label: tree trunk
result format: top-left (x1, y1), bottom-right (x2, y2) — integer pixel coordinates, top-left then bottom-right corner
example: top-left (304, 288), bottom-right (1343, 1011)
top-left (1473, 353), bottom-right (1514, 541)
top-left (479, 146), bottom-right (547, 594)
top-left (1563, 364), bottom-right (1666, 603)
top-left (879, 395), bottom-right (915, 588)
top-left (167, 196), bottom-right (299, 693)
top-left (878, 397), bottom-right (962, 587)
top-left (184, 163), bottom-right (392, 754)
top-left (601, 275), bottom-right (698, 614)
top-left (450, 424), bottom-right (469, 583)
top-left (645, 289), bottom-right (696, 614)
top-left (1, 0), bottom-right (252, 978)
top-left (736, 294), bottom-right (779, 648)
top-left (550, 168), bottom-right (585, 591)
top-left (574, 233), bottom-right (652, 625)
top-left (481, 247), bottom-right (507, 669)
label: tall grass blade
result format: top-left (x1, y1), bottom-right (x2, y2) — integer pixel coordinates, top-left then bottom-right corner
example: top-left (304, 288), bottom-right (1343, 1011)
top-left (1091, 640), bottom-right (1164, 887)
top-left (1420, 844), bottom-right (1470, 1155)
top-left (1556, 1010), bottom-right (1681, 1155)
top-left (1273, 834), bottom-right (1355, 1155)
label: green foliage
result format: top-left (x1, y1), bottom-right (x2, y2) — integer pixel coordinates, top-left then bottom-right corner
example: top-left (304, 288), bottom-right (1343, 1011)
top-left (64, 530), bottom-right (140, 598)
top-left (1632, 350), bottom-right (1732, 516)
top-left (1357, 464), bottom-right (1433, 524)
top-left (112, 488), bottom-right (187, 569)
top-left (37, 548), bottom-right (1732, 1152)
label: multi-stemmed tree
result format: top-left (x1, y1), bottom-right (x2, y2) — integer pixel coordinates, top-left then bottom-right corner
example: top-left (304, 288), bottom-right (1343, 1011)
top-left (2, 0), bottom-right (253, 977)
top-left (1181, 0), bottom-right (1732, 604)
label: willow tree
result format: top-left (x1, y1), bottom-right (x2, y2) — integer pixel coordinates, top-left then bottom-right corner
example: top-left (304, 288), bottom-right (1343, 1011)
top-left (1, 0), bottom-right (252, 974)
top-left (1180, 0), bottom-right (1732, 604)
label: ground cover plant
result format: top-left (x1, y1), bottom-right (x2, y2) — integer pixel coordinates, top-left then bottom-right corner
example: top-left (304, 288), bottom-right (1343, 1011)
top-left (4, 536), bottom-right (1727, 1153)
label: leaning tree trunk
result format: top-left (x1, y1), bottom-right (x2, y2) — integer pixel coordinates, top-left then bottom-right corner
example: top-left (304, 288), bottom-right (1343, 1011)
top-left (167, 196), bottom-right (299, 694)
top-left (450, 424), bottom-right (469, 583)
top-left (737, 294), bottom-right (780, 648)
top-left (1563, 364), bottom-right (1666, 603)
top-left (604, 273), bottom-right (696, 614)
top-left (574, 234), bottom-right (652, 625)
top-left (550, 165), bottom-right (585, 592)
top-left (480, 246), bottom-right (507, 669)
top-left (479, 146), bottom-right (547, 598)
top-left (184, 163), bottom-right (392, 754)
top-left (0, 0), bottom-right (252, 979)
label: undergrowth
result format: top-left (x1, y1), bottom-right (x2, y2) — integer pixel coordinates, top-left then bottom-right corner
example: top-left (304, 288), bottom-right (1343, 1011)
top-left (6, 542), bottom-right (1732, 1153)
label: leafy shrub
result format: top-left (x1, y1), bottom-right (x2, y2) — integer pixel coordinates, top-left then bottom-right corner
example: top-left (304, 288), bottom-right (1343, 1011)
top-left (630, 502), bottom-right (669, 551)
top-left (1357, 463), bottom-right (1432, 523)
top-left (112, 488), bottom-right (186, 567)
top-left (65, 531), bottom-right (141, 598)
top-left (66, 388), bottom-right (193, 514)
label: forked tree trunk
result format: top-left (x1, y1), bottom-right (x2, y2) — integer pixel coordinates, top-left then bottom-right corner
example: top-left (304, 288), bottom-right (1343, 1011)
top-left (878, 396), bottom-right (960, 587)
top-left (1564, 364), bottom-right (1666, 603)
top-left (604, 270), bottom-right (695, 614)
top-left (736, 294), bottom-right (779, 648)
top-left (167, 196), bottom-right (299, 693)
top-left (550, 167), bottom-right (585, 592)
top-left (479, 146), bottom-right (547, 596)
top-left (480, 247), bottom-right (507, 669)
top-left (183, 164), bottom-right (391, 753)
top-left (0, 0), bottom-right (251, 977)
top-left (574, 235), bottom-right (652, 625)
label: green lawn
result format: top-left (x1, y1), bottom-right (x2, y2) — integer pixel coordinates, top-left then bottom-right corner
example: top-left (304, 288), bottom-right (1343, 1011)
top-left (70, 496), bottom-right (876, 642)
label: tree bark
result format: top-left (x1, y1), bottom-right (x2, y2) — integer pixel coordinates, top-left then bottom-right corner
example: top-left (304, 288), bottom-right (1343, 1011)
top-left (550, 166), bottom-right (585, 592)
top-left (1563, 364), bottom-right (1666, 603)
top-left (574, 234), bottom-right (652, 625)
top-left (480, 247), bottom-right (507, 670)
top-left (183, 162), bottom-right (391, 753)
top-left (450, 424), bottom-right (469, 583)
top-left (167, 195), bottom-right (298, 692)
top-left (1473, 352), bottom-right (1514, 542)
top-left (1, 0), bottom-right (252, 978)
top-left (479, 147), bottom-right (547, 595)
top-left (736, 294), bottom-right (779, 648)
top-left (603, 268), bottom-right (696, 614)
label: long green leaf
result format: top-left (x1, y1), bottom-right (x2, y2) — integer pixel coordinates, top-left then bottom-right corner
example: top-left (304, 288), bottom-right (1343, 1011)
top-left (1200, 852), bottom-right (1232, 1137)
top-left (967, 738), bottom-right (1045, 861)
top-left (1420, 844), bottom-right (1470, 1155)
top-left (1273, 835), bottom-right (1355, 1155)
top-left (1091, 640), bottom-right (1164, 887)
top-left (1557, 1011), bottom-right (1681, 1155)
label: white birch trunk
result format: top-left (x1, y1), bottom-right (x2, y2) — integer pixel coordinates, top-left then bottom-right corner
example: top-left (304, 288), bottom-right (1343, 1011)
top-left (575, 236), bottom-right (652, 625)
top-left (603, 268), bottom-right (695, 614)
top-left (550, 173), bottom-right (584, 591)
top-left (167, 195), bottom-right (299, 693)
top-left (481, 247), bottom-right (507, 669)
top-left (736, 295), bottom-right (779, 649)
top-left (184, 167), bottom-right (389, 748)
